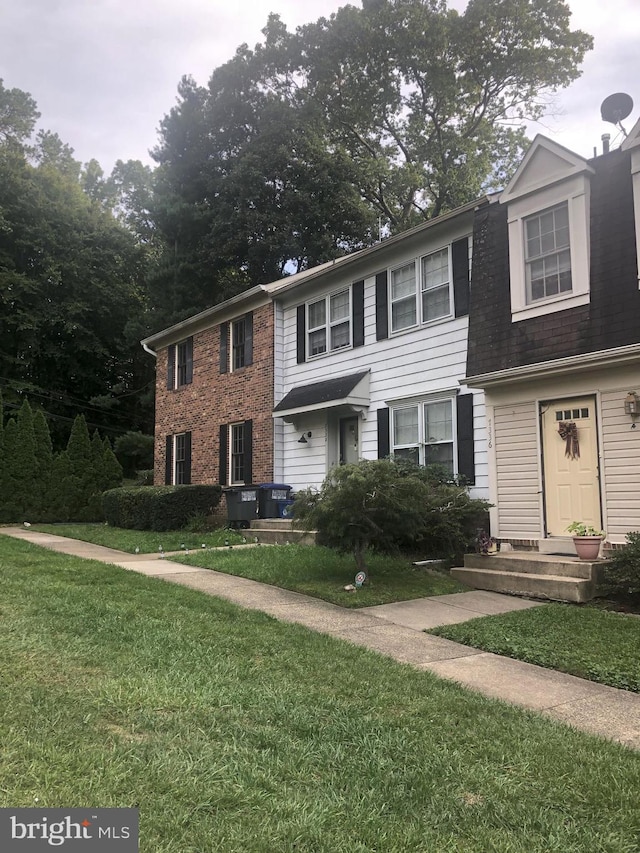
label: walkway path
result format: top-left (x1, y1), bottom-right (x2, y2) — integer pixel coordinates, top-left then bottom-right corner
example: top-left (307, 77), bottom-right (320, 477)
top-left (3, 527), bottom-right (639, 750)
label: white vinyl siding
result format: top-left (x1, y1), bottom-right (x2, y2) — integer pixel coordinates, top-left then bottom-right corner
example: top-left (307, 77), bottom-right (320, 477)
top-left (494, 402), bottom-right (542, 538)
top-left (600, 391), bottom-right (640, 539)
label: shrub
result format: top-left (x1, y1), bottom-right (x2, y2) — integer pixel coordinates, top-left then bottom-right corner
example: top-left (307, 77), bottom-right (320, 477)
top-left (136, 469), bottom-right (154, 486)
top-left (102, 485), bottom-right (223, 531)
top-left (602, 532), bottom-right (640, 599)
top-left (293, 458), bottom-right (489, 573)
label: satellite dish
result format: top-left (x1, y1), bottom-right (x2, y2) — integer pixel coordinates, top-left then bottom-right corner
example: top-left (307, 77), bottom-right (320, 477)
top-left (600, 92), bottom-right (633, 125)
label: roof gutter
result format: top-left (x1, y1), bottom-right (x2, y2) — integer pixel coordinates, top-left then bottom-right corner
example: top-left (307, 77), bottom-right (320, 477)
top-left (466, 342), bottom-right (640, 389)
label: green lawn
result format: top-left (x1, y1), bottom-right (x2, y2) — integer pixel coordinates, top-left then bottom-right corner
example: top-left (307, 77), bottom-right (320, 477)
top-left (26, 525), bottom-right (468, 607)
top-left (171, 542), bottom-right (467, 607)
top-left (30, 523), bottom-right (246, 552)
top-left (430, 603), bottom-right (640, 693)
top-left (0, 535), bottom-right (639, 852)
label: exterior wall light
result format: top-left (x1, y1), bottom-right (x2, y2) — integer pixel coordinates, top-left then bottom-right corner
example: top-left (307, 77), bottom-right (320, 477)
top-left (298, 431), bottom-right (312, 444)
top-left (624, 391), bottom-right (640, 428)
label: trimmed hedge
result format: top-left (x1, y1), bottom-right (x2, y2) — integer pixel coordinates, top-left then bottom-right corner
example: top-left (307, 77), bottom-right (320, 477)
top-left (102, 485), bottom-right (223, 531)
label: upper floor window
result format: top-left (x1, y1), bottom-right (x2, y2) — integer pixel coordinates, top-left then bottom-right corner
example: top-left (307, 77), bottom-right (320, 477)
top-left (392, 399), bottom-right (454, 475)
top-left (167, 337), bottom-right (193, 390)
top-left (308, 289), bottom-right (351, 357)
top-left (220, 313), bottom-right (253, 374)
top-left (525, 203), bottom-right (572, 303)
top-left (421, 247), bottom-right (452, 321)
top-left (390, 247), bottom-right (453, 334)
top-left (391, 263), bottom-right (417, 331)
top-left (232, 317), bottom-right (247, 370)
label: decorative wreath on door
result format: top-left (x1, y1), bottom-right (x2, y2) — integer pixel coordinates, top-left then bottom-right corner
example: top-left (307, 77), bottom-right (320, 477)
top-left (557, 421), bottom-right (580, 460)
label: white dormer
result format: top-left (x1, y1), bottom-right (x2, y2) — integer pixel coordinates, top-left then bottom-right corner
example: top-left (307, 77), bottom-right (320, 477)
top-left (500, 135), bottom-right (595, 322)
top-left (621, 117), bottom-right (640, 286)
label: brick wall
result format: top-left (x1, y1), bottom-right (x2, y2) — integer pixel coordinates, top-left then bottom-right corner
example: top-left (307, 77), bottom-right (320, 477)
top-left (153, 302), bottom-right (274, 485)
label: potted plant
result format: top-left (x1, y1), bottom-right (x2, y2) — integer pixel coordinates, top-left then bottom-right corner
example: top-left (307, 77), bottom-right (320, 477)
top-left (566, 522), bottom-right (605, 560)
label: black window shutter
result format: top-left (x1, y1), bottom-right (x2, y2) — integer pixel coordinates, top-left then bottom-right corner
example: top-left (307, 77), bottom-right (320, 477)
top-left (167, 345), bottom-right (176, 390)
top-left (244, 312), bottom-right (253, 367)
top-left (220, 323), bottom-right (228, 374)
top-left (452, 237), bottom-right (470, 318)
top-left (165, 435), bottom-right (173, 484)
top-left (185, 337), bottom-right (194, 384)
top-left (184, 431), bottom-right (192, 485)
top-left (456, 394), bottom-right (475, 485)
top-left (352, 280), bottom-right (365, 348)
top-left (243, 419), bottom-right (253, 484)
top-left (375, 271), bottom-right (388, 341)
top-left (377, 407), bottom-right (390, 459)
top-left (219, 424), bottom-right (228, 486)
top-left (296, 305), bottom-right (306, 363)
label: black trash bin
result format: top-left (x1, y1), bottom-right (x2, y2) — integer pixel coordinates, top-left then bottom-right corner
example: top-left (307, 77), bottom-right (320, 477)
top-left (224, 486), bottom-right (258, 529)
top-left (257, 484), bottom-right (293, 519)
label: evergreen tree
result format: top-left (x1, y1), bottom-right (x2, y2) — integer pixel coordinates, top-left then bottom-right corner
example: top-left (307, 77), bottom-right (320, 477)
top-left (0, 391), bottom-right (5, 521)
top-left (1, 400), bottom-right (38, 521)
top-left (102, 443), bottom-right (124, 492)
top-left (65, 414), bottom-right (97, 521)
top-left (49, 450), bottom-right (72, 523)
top-left (33, 409), bottom-right (53, 520)
top-left (1, 417), bottom-right (20, 521)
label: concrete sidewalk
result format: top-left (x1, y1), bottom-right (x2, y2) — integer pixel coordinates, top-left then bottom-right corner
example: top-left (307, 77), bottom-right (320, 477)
top-left (3, 527), bottom-right (640, 750)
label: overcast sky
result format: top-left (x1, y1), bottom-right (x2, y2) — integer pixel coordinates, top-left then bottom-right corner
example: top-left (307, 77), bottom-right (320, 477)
top-left (2, 0), bottom-right (638, 175)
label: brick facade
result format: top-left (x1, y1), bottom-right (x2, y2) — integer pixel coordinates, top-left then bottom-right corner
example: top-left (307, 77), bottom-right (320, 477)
top-left (153, 302), bottom-right (274, 486)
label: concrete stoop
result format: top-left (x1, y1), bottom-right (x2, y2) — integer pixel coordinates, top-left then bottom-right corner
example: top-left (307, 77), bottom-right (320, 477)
top-left (249, 518), bottom-right (317, 546)
top-left (451, 552), bottom-right (604, 603)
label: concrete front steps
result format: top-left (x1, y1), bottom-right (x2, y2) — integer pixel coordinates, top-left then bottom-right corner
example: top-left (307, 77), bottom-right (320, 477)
top-left (451, 552), bottom-right (604, 603)
top-left (249, 518), bottom-right (317, 546)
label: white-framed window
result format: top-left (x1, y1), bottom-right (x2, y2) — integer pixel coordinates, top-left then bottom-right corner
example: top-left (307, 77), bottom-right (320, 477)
top-left (174, 433), bottom-right (187, 484)
top-left (307, 288), bottom-right (351, 357)
top-left (390, 247), bottom-right (453, 333)
top-left (392, 398), bottom-right (455, 475)
top-left (524, 202), bottom-right (572, 303)
top-left (501, 143), bottom-right (592, 322)
top-left (231, 317), bottom-right (246, 370)
top-left (169, 337), bottom-right (193, 389)
top-left (421, 247), bottom-right (452, 321)
top-left (230, 422), bottom-right (246, 484)
top-left (390, 262), bottom-right (417, 332)
top-left (166, 431), bottom-right (191, 485)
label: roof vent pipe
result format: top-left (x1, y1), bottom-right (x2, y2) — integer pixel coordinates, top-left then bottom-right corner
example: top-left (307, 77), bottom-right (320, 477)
top-left (602, 133), bottom-right (611, 154)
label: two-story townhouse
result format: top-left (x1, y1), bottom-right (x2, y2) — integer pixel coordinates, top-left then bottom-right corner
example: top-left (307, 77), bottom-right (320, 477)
top-left (466, 124), bottom-right (640, 550)
top-left (268, 199), bottom-right (490, 500)
top-left (142, 286), bottom-right (276, 488)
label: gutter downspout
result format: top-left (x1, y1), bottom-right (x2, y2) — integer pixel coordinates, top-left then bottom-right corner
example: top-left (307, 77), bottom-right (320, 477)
top-left (142, 342), bottom-right (157, 359)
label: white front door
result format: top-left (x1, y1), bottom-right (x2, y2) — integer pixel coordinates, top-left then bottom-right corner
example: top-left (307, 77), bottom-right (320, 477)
top-left (541, 397), bottom-right (601, 537)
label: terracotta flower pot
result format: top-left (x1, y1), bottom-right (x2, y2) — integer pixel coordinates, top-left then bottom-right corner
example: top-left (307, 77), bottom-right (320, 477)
top-left (572, 536), bottom-right (602, 560)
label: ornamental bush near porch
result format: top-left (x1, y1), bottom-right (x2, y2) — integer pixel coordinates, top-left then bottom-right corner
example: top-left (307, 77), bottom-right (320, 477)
top-left (293, 458), bottom-right (489, 573)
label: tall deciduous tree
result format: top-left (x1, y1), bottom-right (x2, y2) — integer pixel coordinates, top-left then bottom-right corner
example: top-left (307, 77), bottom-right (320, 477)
top-left (150, 0), bottom-right (592, 323)
top-left (0, 123), bottom-right (154, 439)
